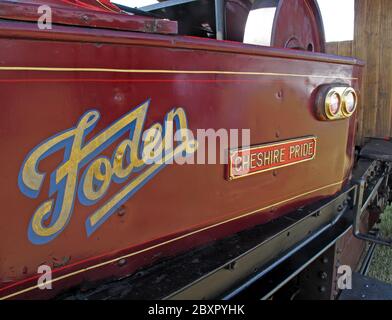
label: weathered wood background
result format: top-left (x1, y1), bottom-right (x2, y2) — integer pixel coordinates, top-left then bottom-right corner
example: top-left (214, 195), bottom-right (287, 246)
top-left (325, 0), bottom-right (392, 144)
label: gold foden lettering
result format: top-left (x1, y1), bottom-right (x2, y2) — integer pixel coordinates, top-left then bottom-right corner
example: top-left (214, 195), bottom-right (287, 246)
top-left (18, 100), bottom-right (197, 244)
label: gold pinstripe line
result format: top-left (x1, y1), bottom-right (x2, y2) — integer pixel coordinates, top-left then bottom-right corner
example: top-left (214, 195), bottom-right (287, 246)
top-left (0, 180), bottom-right (344, 300)
top-left (0, 66), bottom-right (358, 80)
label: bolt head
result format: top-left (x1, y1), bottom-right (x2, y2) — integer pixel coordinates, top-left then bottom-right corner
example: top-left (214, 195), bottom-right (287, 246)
top-left (118, 259), bottom-right (127, 266)
top-left (319, 286), bottom-right (326, 293)
top-left (117, 206), bottom-right (126, 216)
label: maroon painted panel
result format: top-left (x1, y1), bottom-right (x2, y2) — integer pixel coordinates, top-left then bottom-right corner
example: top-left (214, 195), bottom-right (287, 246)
top-left (0, 0), bottom-right (178, 34)
top-left (0, 16), bottom-right (362, 299)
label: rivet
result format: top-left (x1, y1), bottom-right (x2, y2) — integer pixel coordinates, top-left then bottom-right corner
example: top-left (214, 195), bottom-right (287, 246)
top-left (275, 131), bottom-right (280, 138)
top-left (117, 205), bottom-right (126, 217)
top-left (319, 286), bottom-right (326, 293)
top-left (114, 92), bottom-right (124, 103)
top-left (272, 170), bottom-right (278, 177)
top-left (118, 258), bottom-right (127, 266)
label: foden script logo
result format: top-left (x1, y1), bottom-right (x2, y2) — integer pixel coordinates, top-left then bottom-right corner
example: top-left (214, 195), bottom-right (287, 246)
top-left (18, 100), bottom-right (197, 245)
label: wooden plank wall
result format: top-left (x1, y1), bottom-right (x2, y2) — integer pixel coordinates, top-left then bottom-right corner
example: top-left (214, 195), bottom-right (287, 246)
top-left (325, 0), bottom-right (392, 144)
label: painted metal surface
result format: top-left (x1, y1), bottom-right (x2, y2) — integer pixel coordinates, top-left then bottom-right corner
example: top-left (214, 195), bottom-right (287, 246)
top-left (0, 2), bottom-right (362, 299)
top-left (271, 0), bottom-right (326, 52)
top-left (0, 0), bottom-right (178, 34)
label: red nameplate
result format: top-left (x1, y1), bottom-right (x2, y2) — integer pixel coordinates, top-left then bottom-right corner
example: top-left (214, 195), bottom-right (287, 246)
top-left (228, 136), bottom-right (317, 180)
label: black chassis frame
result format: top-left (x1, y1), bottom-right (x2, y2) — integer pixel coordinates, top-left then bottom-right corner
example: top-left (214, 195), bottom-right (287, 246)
top-left (64, 152), bottom-right (390, 300)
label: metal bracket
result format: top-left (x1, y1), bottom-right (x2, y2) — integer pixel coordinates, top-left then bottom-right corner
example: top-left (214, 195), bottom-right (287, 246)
top-left (214, 0), bottom-right (225, 40)
top-left (353, 163), bottom-right (392, 246)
